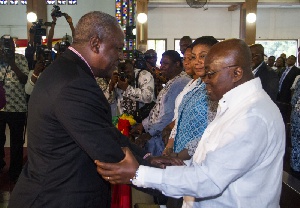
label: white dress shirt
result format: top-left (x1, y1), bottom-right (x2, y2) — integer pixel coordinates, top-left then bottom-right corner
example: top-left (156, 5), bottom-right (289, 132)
top-left (133, 78), bottom-right (285, 208)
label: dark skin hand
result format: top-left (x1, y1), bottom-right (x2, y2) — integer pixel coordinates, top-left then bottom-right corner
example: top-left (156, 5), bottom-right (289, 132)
top-left (162, 120), bottom-right (175, 146)
top-left (146, 154), bottom-right (184, 169)
top-left (117, 78), bottom-right (129, 91)
top-left (134, 132), bottom-right (151, 148)
top-left (108, 72), bottom-right (119, 93)
top-left (94, 147), bottom-right (185, 184)
top-left (30, 61), bottom-right (45, 84)
top-left (130, 123), bottom-right (144, 137)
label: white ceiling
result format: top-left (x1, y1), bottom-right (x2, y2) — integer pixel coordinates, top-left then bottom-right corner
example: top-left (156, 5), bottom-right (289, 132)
top-left (148, 0), bottom-right (300, 9)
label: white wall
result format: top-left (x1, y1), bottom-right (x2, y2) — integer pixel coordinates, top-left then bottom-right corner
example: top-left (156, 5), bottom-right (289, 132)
top-left (147, 7), bottom-right (300, 50)
top-left (0, 2), bottom-right (299, 46)
top-left (0, 0), bottom-right (115, 39)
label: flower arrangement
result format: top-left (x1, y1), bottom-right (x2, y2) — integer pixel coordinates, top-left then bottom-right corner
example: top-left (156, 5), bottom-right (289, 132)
top-left (113, 114), bottom-right (136, 137)
top-left (111, 113), bottom-right (136, 208)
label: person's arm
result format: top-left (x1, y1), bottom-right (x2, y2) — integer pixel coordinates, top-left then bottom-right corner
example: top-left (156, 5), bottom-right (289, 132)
top-left (25, 61), bottom-right (45, 95)
top-left (108, 72), bottom-right (119, 93)
top-left (65, 14), bottom-right (75, 38)
top-left (122, 70), bottom-right (155, 104)
top-left (47, 16), bottom-right (57, 50)
top-left (95, 115), bottom-right (278, 200)
top-left (161, 120), bottom-right (175, 147)
top-left (9, 54), bottom-right (28, 84)
top-left (142, 77), bottom-right (190, 136)
top-left (54, 77), bottom-right (154, 164)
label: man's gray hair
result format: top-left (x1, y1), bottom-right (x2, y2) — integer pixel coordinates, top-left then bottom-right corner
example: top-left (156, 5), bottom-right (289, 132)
top-left (73, 11), bottom-right (121, 44)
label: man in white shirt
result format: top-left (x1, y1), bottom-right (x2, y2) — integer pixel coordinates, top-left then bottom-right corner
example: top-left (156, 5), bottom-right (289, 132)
top-left (95, 38), bottom-right (285, 208)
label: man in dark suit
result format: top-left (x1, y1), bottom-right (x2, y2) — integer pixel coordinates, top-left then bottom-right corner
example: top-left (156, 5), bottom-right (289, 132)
top-left (277, 55), bottom-right (300, 104)
top-left (249, 44), bottom-right (279, 101)
top-left (8, 11), bottom-right (180, 208)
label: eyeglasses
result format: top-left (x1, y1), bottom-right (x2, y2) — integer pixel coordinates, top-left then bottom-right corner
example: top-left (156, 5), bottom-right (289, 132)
top-left (203, 65), bottom-right (239, 79)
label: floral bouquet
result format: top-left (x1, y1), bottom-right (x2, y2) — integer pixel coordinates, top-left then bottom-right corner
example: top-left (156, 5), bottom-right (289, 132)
top-left (111, 113), bottom-right (136, 208)
top-left (113, 113), bottom-right (136, 138)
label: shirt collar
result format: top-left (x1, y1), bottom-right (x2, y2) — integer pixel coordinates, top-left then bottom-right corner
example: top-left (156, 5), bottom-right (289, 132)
top-left (252, 61), bottom-right (264, 75)
top-left (217, 78), bottom-right (262, 116)
top-left (68, 46), bottom-right (95, 78)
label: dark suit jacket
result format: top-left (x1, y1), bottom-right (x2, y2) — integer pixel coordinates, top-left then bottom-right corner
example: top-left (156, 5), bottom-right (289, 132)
top-left (9, 49), bottom-right (148, 208)
top-left (277, 65), bottom-right (300, 104)
top-left (254, 62), bottom-right (279, 101)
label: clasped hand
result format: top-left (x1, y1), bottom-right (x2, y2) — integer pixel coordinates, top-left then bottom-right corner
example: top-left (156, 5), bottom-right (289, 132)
top-left (94, 147), bottom-right (185, 184)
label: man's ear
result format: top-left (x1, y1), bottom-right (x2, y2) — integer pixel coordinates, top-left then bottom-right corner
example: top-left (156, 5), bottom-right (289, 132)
top-left (232, 67), bottom-right (243, 83)
top-left (90, 36), bottom-right (100, 53)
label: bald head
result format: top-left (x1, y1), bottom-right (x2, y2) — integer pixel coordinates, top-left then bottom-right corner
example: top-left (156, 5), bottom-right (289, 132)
top-left (204, 39), bottom-right (254, 101)
top-left (206, 38), bottom-right (253, 79)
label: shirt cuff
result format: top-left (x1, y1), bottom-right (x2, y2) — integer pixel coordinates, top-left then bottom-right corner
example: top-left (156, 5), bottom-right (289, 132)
top-left (132, 165), bottom-right (163, 188)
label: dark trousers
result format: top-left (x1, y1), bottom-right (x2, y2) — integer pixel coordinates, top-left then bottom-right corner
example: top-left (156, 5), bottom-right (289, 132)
top-left (0, 112), bottom-right (26, 180)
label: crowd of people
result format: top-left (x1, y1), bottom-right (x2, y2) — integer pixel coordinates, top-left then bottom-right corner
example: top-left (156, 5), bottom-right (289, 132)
top-left (0, 9), bottom-right (299, 208)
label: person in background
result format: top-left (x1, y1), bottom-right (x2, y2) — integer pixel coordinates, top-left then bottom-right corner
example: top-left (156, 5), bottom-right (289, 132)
top-left (48, 13), bottom-right (75, 59)
top-left (291, 48), bottom-right (300, 94)
top-left (96, 75), bottom-right (118, 117)
top-left (95, 38), bottom-right (285, 208)
top-left (179, 36), bottom-right (192, 56)
top-left (25, 45), bottom-right (52, 95)
top-left (298, 47), bottom-right (300, 67)
top-left (144, 49), bottom-right (167, 98)
top-left (277, 55), bottom-right (300, 104)
top-left (113, 59), bottom-right (155, 116)
top-left (275, 56), bottom-right (286, 75)
top-left (131, 50), bottom-right (191, 156)
top-left (267, 55), bottom-right (276, 70)
top-left (249, 44), bottom-right (279, 101)
top-left (163, 36), bottom-right (218, 160)
top-left (163, 36), bottom-right (218, 208)
top-left (0, 35), bottom-right (29, 183)
top-left (8, 11), bottom-right (181, 208)
top-left (161, 45), bottom-right (194, 146)
top-left (290, 78), bottom-right (300, 173)
top-left (144, 49), bottom-right (158, 69)
top-left (281, 53), bottom-right (287, 64)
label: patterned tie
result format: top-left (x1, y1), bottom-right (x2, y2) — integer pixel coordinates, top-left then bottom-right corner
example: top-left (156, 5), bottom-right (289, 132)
top-left (279, 67), bottom-right (289, 92)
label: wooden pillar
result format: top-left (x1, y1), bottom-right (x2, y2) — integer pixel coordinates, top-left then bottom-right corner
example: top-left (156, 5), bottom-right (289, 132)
top-left (239, 0), bottom-right (258, 45)
top-left (136, 0), bottom-right (148, 52)
top-left (26, 0), bottom-right (47, 40)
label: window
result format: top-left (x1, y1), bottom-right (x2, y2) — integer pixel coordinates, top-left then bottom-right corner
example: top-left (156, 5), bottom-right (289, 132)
top-left (174, 39), bottom-right (196, 57)
top-left (9, 0), bottom-right (18, 5)
top-left (68, 0), bottom-right (77, 5)
top-left (148, 39), bottom-right (166, 66)
top-left (46, 0), bottom-right (55, 5)
top-left (0, 0), bottom-right (8, 5)
top-left (57, 0), bottom-right (67, 5)
top-left (116, 0), bottom-right (136, 59)
top-left (255, 40), bottom-right (298, 60)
